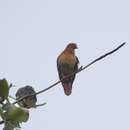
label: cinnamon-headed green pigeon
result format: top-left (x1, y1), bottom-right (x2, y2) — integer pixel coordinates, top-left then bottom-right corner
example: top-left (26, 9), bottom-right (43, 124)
top-left (57, 43), bottom-right (79, 96)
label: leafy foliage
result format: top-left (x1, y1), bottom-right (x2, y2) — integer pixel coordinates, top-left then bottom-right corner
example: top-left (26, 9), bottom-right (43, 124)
top-left (0, 79), bottom-right (9, 103)
top-left (0, 79), bottom-right (36, 130)
top-left (0, 43), bottom-right (126, 130)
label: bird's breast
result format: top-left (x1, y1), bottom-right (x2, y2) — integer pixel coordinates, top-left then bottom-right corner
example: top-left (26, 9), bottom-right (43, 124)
top-left (58, 53), bottom-right (76, 65)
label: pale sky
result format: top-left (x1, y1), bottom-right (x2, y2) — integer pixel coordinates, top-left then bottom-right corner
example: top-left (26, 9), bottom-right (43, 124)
top-left (0, 0), bottom-right (130, 130)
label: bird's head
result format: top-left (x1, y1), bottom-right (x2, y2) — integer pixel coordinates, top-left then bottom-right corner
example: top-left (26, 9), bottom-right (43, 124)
top-left (66, 43), bottom-right (78, 50)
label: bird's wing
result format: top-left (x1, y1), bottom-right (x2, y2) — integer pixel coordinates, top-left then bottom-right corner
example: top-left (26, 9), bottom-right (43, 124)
top-left (75, 56), bottom-right (79, 71)
top-left (57, 56), bottom-right (63, 81)
top-left (70, 56), bottom-right (79, 85)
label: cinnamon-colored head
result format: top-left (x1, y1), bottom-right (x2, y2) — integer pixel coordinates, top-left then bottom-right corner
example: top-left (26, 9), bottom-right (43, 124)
top-left (66, 43), bottom-right (78, 50)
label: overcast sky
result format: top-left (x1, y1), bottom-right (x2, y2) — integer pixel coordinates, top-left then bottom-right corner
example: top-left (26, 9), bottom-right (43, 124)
top-left (0, 0), bottom-right (130, 130)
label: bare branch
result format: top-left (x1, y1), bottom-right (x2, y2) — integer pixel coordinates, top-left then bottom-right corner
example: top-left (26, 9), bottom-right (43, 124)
top-left (35, 102), bottom-right (47, 108)
top-left (9, 83), bottom-right (16, 89)
top-left (8, 95), bottom-right (16, 101)
top-left (0, 121), bottom-right (4, 124)
top-left (13, 42), bottom-right (126, 105)
top-left (0, 42), bottom-right (126, 125)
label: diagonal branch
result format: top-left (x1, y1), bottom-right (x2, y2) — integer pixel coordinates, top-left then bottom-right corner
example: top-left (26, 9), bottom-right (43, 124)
top-left (0, 42), bottom-right (126, 125)
top-left (13, 42), bottom-right (126, 105)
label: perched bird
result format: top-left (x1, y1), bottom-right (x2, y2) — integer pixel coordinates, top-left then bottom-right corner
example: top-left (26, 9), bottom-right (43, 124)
top-left (57, 43), bottom-right (79, 96)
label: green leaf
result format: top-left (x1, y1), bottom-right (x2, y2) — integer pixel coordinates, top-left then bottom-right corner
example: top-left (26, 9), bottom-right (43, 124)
top-left (0, 104), bottom-right (3, 116)
top-left (0, 79), bottom-right (9, 102)
top-left (3, 121), bottom-right (16, 130)
top-left (4, 104), bottom-right (29, 123)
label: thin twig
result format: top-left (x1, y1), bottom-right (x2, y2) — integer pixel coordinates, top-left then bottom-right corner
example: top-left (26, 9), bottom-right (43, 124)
top-left (9, 83), bottom-right (15, 89)
top-left (13, 42), bottom-right (126, 105)
top-left (0, 120), bottom-right (4, 124)
top-left (9, 95), bottom-right (16, 101)
top-left (35, 102), bottom-right (47, 108)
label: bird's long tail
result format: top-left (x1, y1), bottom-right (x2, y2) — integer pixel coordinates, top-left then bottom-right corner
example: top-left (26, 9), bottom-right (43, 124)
top-left (63, 83), bottom-right (72, 96)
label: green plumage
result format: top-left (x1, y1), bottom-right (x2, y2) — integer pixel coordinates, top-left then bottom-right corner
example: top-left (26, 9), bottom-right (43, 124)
top-left (61, 62), bottom-right (74, 75)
